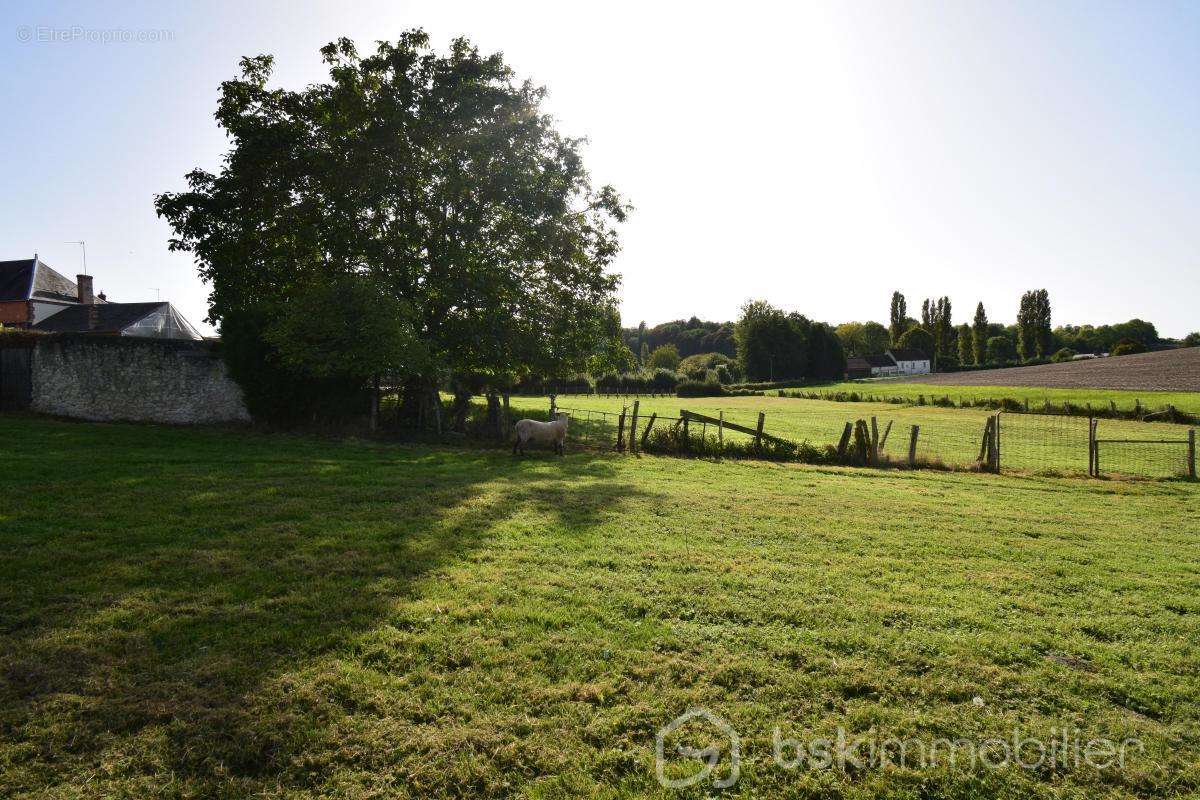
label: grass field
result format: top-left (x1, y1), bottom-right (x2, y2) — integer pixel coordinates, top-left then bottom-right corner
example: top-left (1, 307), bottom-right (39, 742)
top-left (2, 414), bottom-right (1199, 798)
top-left (509, 395), bottom-right (1197, 478)
top-left (791, 382), bottom-right (1200, 415)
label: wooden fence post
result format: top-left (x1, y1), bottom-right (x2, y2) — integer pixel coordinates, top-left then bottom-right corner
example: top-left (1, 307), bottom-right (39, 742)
top-left (616, 407), bottom-right (627, 452)
top-left (1189, 428), bottom-right (1196, 480)
top-left (1088, 417), bottom-right (1095, 477)
top-left (681, 411), bottom-right (690, 452)
top-left (869, 416), bottom-right (879, 465)
top-left (879, 420), bottom-right (893, 451)
top-left (837, 422), bottom-right (853, 458)
top-left (717, 411), bottom-right (724, 460)
top-left (640, 413), bottom-right (657, 450)
top-left (628, 400), bottom-right (640, 454)
top-left (755, 412), bottom-right (765, 451)
top-left (908, 425), bottom-right (920, 466)
top-left (978, 417), bottom-right (994, 465)
top-left (550, 394), bottom-right (557, 418)
top-left (993, 413), bottom-right (1002, 473)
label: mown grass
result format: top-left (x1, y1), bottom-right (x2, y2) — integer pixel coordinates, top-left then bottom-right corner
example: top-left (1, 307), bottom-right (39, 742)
top-left (1, 415), bottom-right (1198, 798)
top-left (510, 395), bottom-right (1197, 478)
top-left (794, 382), bottom-right (1200, 415)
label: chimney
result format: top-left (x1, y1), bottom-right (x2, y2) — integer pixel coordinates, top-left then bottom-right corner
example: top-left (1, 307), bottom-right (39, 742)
top-left (77, 274), bottom-right (94, 305)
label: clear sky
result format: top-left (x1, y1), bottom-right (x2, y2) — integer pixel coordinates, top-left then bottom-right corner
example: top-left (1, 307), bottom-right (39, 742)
top-left (2, 0), bottom-right (1197, 337)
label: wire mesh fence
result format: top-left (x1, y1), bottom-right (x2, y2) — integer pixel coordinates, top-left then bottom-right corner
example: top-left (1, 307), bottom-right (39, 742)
top-left (509, 396), bottom-right (1197, 480)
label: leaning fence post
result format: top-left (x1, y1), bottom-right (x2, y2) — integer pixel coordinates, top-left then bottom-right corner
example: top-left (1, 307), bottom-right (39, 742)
top-left (616, 407), bottom-right (627, 452)
top-left (1189, 428), bottom-right (1196, 480)
top-left (682, 413), bottom-right (690, 451)
top-left (869, 416), bottom-right (879, 465)
top-left (908, 425), bottom-right (920, 466)
top-left (628, 400), bottom-right (640, 454)
top-left (879, 420), bottom-right (893, 451)
top-left (755, 412), bottom-right (765, 451)
top-left (640, 413), bottom-right (657, 450)
top-left (837, 422), bottom-right (853, 458)
top-left (978, 417), bottom-right (993, 465)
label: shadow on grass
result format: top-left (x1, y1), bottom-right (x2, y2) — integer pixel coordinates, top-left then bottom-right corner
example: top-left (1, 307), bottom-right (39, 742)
top-left (0, 417), bottom-right (659, 795)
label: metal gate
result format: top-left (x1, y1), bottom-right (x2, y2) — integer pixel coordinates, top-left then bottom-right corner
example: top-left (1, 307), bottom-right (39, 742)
top-left (0, 345), bottom-right (33, 411)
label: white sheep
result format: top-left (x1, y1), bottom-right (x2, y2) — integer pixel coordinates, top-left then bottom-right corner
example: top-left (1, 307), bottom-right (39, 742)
top-left (512, 413), bottom-right (570, 456)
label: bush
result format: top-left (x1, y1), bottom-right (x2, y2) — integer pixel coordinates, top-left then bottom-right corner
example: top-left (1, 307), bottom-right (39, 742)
top-left (715, 364), bottom-right (734, 384)
top-left (648, 344), bottom-right (681, 370)
top-left (641, 425), bottom-right (834, 464)
top-left (595, 371), bottom-right (620, 393)
top-left (218, 310), bottom-right (369, 426)
top-left (1051, 347), bottom-right (1077, 363)
top-left (676, 380), bottom-right (726, 397)
top-left (1111, 339), bottom-right (1146, 357)
top-left (651, 368), bottom-right (680, 393)
top-left (677, 351), bottom-right (736, 376)
top-left (986, 335), bottom-right (1015, 363)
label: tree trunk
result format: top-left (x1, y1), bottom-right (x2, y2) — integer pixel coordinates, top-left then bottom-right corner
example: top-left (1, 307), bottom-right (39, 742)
top-left (370, 374), bottom-right (380, 432)
top-left (397, 376), bottom-right (438, 430)
top-left (484, 392), bottom-right (504, 439)
top-left (451, 389), bottom-right (471, 433)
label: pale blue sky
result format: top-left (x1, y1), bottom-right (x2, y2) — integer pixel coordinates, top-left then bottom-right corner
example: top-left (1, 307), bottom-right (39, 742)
top-left (2, 0), bottom-right (1197, 336)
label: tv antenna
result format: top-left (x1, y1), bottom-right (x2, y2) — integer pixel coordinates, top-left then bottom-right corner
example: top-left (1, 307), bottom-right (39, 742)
top-left (65, 241), bottom-right (87, 275)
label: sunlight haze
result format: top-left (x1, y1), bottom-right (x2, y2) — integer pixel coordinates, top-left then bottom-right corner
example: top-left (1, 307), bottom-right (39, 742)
top-left (2, 0), bottom-right (1197, 336)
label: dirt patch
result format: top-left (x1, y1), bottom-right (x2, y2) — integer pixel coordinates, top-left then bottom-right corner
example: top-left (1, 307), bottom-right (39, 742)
top-left (895, 347), bottom-right (1200, 392)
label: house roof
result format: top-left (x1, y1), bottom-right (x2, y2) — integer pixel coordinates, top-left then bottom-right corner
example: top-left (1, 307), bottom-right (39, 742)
top-left (33, 302), bottom-right (165, 334)
top-left (888, 348), bottom-right (929, 362)
top-left (0, 258), bottom-right (37, 301)
top-left (863, 354), bottom-right (895, 368)
top-left (0, 257), bottom-right (89, 303)
top-left (32, 301), bottom-right (202, 340)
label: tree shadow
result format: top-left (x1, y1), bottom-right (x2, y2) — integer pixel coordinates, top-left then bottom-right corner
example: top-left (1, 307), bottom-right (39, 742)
top-left (0, 418), bottom-right (659, 795)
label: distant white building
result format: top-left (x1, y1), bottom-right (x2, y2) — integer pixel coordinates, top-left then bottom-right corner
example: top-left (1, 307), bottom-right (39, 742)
top-left (886, 348), bottom-right (932, 376)
top-left (845, 349), bottom-right (932, 378)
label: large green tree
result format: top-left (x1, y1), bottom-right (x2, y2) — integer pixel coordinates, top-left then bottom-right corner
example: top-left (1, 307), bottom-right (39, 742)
top-left (834, 321), bottom-right (890, 357)
top-left (956, 323), bottom-right (972, 366)
top-left (920, 296), bottom-right (954, 366)
top-left (1017, 289), bottom-right (1052, 360)
top-left (889, 292), bottom-right (907, 344)
top-left (734, 300), bottom-right (806, 381)
top-left (897, 325), bottom-right (935, 358)
top-left (156, 31), bottom-right (628, 425)
top-left (971, 302), bottom-right (988, 365)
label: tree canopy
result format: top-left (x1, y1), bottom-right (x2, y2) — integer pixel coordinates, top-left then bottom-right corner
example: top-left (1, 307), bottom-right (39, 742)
top-left (734, 301), bottom-right (844, 382)
top-left (834, 321), bottom-right (890, 357)
top-left (897, 325), bottom-right (935, 358)
top-left (156, 31), bottom-right (628, 422)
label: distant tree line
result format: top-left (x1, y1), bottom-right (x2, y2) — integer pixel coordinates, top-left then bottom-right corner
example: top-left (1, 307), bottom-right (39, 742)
top-left (834, 289), bottom-right (1183, 372)
top-left (621, 318), bottom-right (736, 362)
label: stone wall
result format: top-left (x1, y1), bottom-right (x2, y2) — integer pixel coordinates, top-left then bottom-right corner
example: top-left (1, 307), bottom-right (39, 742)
top-left (27, 334), bottom-right (250, 424)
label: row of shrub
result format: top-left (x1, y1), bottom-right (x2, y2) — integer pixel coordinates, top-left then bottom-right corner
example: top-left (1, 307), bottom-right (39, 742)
top-left (781, 389), bottom-right (1198, 424)
top-left (515, 363), bottom-right (752, 397)
top-left (640, 426), bottom-right (835, 464)
top-left (674, 380), bottom-right (765, 398)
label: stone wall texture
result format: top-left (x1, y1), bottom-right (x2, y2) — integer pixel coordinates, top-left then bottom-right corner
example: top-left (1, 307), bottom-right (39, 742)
top-left (28, 335), bottom-right (250, 424)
